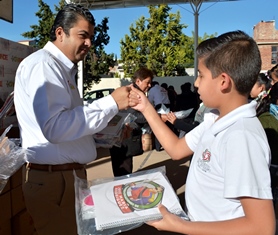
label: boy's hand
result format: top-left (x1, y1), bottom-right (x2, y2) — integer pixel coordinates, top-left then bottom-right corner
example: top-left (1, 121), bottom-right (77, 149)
top-left (146, 204), bottom-right (185, 233)
top-left (129, 85), bottom-right (150, 112)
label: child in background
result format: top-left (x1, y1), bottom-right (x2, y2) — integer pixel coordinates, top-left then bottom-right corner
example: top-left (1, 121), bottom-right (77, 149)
top-left (252, 80), bottom-right (278, 215)
top-left (250, 72), bottom-right (272, 108)
top-left (129, 30), bottom-right (275, 235)
top-left (268, 64), bottom-right (278, 85)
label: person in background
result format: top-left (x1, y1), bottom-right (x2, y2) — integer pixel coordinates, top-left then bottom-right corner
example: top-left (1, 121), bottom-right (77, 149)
top-left (148, 81), bottom-right (170, 110)
top-left (160, 82), bottom-right (168, 90)
top-left (164, 102), bottom-right (214, 136)
top-left (109, 67), bottom-right (154, 177)
top-left (268, 64), bottom-right (278, 85)
top-left (251, 79), bottom-right (278, 214)
top-left (175, 82), bottom-right (199, 119)
top-left (167, 85), bottom-right (178, 111)
top-left (130, 30), bottom-right (275, 235)
top-left (148, 81), bottom-right (171, 151)
top-left (250, 72), bottom-right (272, 105)
top-left (14, 4), bottom-right (134, 235)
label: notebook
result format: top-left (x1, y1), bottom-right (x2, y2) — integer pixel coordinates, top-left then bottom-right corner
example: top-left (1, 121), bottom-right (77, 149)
top-left (90, 170), bottom-right (186, 231)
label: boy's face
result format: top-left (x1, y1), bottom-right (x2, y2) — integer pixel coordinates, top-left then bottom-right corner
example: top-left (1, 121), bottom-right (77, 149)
top-left (194, 59), bottom-right (220, 109)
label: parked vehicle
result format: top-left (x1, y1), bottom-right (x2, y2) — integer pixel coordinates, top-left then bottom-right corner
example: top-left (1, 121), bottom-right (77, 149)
top-left (83, 88), bottom-right (115, 104)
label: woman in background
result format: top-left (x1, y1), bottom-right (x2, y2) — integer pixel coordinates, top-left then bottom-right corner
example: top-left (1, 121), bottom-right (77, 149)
top-left (109, 67), bottom-right (154, 176)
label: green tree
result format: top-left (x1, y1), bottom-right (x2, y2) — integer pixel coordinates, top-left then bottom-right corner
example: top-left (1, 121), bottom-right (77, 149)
top-left (21, 0), bottom-right (115, 92)
top-left (84, 17), bottom-right (116, 92)
top-left (120, 5), bottom-right (192, 77)
top-left (120, 4), bottom-right (215, 77)
top-left (21, 0), bottom-right (59, 48)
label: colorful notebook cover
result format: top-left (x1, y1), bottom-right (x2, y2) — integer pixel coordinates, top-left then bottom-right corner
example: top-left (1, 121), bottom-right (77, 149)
top-left (90, 171), bottom-right (185, 231)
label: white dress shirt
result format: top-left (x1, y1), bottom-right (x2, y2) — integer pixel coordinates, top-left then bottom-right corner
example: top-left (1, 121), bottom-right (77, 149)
top-left (148, 84), bottom-right (170, 107)
top-left (14, 42), bottom-right (118, 164)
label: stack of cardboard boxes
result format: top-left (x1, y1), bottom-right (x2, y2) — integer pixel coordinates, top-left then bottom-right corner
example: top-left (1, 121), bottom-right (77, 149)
top-left (0, 127), bottom-right (36, 235)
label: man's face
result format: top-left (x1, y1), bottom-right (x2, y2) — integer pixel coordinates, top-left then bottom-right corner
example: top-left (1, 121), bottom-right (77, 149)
top-left (59, 17), bottom-right (94, 63)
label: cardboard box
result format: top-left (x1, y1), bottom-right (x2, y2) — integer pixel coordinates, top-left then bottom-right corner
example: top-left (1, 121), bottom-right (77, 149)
top-left (0, 178), bottom-right (10, 194)
top-left (0, 219), bottom-right (11, 235)
top-left (11, 185), bottom-right (25, 216)
top-left (0, 191), bottom-right (11, 223)
top-left (10, 166), bottom-right (22, 189)
top-left (11, 209), bottom-right (36, 235)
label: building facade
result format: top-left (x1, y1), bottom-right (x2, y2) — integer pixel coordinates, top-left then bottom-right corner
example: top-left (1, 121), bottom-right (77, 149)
top-left (253, 20), bottom-right (278, 71)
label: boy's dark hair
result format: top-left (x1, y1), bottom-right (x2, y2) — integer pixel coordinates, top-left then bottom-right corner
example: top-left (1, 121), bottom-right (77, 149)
top-left (132, 67), bottom-right (154, 82)
top-left (197, 30), bottom-right (261, 96)
top-left (50, 4), bottom-right (95, 41)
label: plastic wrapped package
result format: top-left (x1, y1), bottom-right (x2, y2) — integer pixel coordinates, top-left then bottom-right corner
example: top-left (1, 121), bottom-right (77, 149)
top-left (0, 125), bottom-right (34, 193)
top-left (93, 113), bottom-right (137, 148)
top-left (174, 108), bottom-right (194, 119)
top-left (74, 166), bottom-right (189, 235)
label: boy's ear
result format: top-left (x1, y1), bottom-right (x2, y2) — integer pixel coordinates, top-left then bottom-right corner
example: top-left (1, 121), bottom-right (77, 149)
top-left (219, 73), bottom-right (232, 93)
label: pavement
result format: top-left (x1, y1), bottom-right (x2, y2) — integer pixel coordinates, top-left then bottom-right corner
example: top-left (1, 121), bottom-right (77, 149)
top-left (86, 147), bottom-right (191, 235)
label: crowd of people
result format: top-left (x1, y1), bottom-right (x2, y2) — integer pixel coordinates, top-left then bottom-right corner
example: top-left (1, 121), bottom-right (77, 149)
top-left (11, 3), bottom-right (278, 235)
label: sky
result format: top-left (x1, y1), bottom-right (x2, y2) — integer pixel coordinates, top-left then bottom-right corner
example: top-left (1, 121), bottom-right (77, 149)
top-left (0, 0), bottom-right (277, 58)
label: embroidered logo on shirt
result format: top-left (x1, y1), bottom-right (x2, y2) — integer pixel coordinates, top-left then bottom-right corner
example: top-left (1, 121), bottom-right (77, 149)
top-left (68, 80), bottom-right (75, 90)
top-left (197, 149), bottom-right (211, 172)
top-left (202, 149), bottom-right (211, 162)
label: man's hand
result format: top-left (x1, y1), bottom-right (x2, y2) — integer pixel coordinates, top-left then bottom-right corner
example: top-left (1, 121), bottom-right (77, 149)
top-left (111, 86), bottom-right (131, 110)
top-left (128, 85), bottom-right (150, 112)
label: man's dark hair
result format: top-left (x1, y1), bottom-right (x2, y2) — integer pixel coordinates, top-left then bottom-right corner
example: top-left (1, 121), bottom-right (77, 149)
top-left (50, 4), bottom-right (95, 41)
top-left (197, 30), bottom-right (261, 96)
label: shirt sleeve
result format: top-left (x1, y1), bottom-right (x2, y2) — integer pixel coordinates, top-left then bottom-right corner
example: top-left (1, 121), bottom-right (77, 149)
top-left (223, 130), bottom-right (272, 199)
top-left (26, 60), bottom-right (118, 144)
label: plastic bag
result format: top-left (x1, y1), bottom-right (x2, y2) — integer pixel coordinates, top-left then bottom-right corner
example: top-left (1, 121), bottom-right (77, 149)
top-left (93, 113), bottom-right (137, 148)
top-left (156, 104), bottom-right (170, 114)
top-left (174, 108), bottom-right (194, 119)
top-left (74, 166), bottom-right (189, 235)
top-left (0, 125), bottom-right (33, 193)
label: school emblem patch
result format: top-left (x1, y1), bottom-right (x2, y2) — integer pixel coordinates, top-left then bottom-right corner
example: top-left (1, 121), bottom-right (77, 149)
top-left (202, 149), bottom-right (211, 162)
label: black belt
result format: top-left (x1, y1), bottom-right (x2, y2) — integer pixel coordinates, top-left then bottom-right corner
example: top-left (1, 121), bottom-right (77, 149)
top-left (26, 162), bottom-right (85, 171)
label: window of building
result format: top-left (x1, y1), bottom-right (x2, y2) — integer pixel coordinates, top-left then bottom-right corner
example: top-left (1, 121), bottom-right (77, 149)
top-left (272, 46), bottom-right (278, 64)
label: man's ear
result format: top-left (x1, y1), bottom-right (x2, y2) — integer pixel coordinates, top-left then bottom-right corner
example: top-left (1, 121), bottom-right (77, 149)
top-left (55, 27), bottom-right (64, 42)
top-left (219, 73), bottom-right (232, 93)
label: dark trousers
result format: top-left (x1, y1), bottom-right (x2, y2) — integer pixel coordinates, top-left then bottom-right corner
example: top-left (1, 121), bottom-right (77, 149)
top-left (109, 145), bottom-right (133, 177)
top-left (154, 103), bottom-right (172, 151)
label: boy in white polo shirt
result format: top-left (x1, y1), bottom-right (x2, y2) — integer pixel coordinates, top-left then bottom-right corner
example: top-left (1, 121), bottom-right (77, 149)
top-left (129, 30), bottom-right (275, 235)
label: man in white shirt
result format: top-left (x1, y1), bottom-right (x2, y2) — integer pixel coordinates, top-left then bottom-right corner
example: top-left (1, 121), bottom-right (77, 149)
top-left (148, 81), bottom-right (171, 151)
top-left (14, 4), bottom-right (133, 235)
top-left (148, 81), bottom-right (170, 110)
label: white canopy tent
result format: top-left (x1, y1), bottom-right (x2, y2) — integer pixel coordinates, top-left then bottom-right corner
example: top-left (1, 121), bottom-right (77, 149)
top-left (65, 0), bottom-right (241, 79)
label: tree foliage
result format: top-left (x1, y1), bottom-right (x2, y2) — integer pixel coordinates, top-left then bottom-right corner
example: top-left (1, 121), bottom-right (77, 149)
top-left (21, 0), bottom-right (59, 48)
top-left (21, 0), bottom-right (115, 93)
top-left (120, 4), bottom-right (215, 77)
top-left (84, 17), bottom-right (116, 92)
